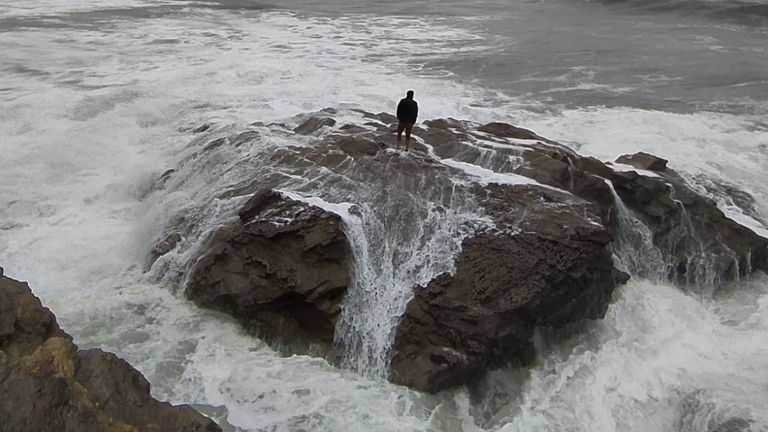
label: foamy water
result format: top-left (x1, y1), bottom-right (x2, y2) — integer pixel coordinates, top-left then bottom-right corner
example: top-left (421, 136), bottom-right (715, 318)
top-left (2, 1), bottom-right (768, 431)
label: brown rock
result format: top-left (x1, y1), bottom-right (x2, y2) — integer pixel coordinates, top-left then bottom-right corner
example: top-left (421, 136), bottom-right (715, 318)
top-left (186, 190), bottom-right (351, 345)
top-left (0, 276), bottom-right (66, 358)
top-left (158, 109), bottom-right (768, 393)
top-left (609, 166), bottom-right (768, 284)
top-left (421, 120), bottom-right (617, 217)
top-left (229, 130), bottom-right (260, 147)
top-left (360, 111), bottom-right (397, 125)
top-left (615, 151), bottom-right (668, 171)
top-left (390, 185), bottom-right (627, 392)
top-left (339, 124), bottom-right (370, 134)
top-left (152, 232), bottom-right (182, 258)
top-left (0, 273), bottom-right (221, 432)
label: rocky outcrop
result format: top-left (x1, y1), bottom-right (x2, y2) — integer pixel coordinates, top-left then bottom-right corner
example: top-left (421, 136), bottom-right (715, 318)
top-left (609, 154), bottom-right (767, 284)
top-left (186, 190), bottom-right (351, 345)
top-left (423, 118), bottom-right (618, 214)
top-left (419, 119), bottom-right (768, 286)
top-left (161, 108), bottom-right (768, 393)
top-left (390, 185), bottom-right (628, 392)
top-left (0, 269), bottom-right (221, 432)
top-left (293, 115), bottom-right (336, 135)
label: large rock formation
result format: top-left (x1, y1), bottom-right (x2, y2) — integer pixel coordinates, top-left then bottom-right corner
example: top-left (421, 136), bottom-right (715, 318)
top-left (390, 185), bottom-right (628, 392)
top-left (156, 108), bottom-right (768, 393)
top-left (0, 268), bottom-right (221, 432)
top-left (186, 190), bottom-right (351, 345)
top-left (421, 118), bottom-right (768, 286)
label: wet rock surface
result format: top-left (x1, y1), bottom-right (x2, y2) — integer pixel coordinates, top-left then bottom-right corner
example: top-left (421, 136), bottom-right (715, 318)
top-left (293, 115), bottom-right (337, 135)
top-left (186, 190), bottom-right (351, 345)
top-left (390, 185), bottom-right (628, 392)
top-left (418, 118), bottom-right (768, 286)
top-left (608, 157), bottom-right (768, 284)
top-left (615, 151), bottom-right (668, 171)
top-left (157, 108), bottom-right (768, 392)
top-left (0, 270), bottom-right (221, 432)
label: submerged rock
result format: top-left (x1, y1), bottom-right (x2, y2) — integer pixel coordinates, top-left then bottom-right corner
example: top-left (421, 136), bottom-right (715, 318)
top-left (186, 190), bottom-right (351, 345)
top-left (0, 270), bottom-right (220, 432)
top-left (193, 123), bottom-right (210, 134)
top-left (709, 418), bottom-right (752, 432)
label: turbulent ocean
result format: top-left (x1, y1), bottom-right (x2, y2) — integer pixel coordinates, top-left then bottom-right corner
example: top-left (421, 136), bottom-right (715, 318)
top-left (2, 0), bottom-right (768, 431)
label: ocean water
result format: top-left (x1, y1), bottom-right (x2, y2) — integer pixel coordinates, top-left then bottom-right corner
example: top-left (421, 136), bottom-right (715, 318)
top-left (1, 0), bottom-right (768, 431)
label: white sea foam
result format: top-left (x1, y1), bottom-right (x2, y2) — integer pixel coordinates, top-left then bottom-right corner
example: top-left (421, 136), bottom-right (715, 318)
top-left (440, 158), bottom-right (543, 186)
top-left (491, 277), bottom-right (768, 432)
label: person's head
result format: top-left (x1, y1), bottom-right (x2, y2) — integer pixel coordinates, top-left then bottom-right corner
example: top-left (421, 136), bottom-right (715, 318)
top-left (406, 90), bottom-right (414, 99)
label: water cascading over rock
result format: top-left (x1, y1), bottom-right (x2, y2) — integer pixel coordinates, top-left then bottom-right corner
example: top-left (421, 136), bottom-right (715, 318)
top-left (185, 190), bottom-right (351, 345)
top-left (609, 152), bottom-right (766, 288)
top-left (147, 108), bottom-right (768, 392)
top-left (390, 184), bottom-right (629, 391)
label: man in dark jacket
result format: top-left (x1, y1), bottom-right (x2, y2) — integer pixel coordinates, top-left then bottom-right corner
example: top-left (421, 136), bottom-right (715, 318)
top-left (396, 90), bottom-right (418, 151)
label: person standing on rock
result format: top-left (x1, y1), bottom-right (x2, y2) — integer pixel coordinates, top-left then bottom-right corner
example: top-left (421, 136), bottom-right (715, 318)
top-left (396, 90), bottom-right (418, 151)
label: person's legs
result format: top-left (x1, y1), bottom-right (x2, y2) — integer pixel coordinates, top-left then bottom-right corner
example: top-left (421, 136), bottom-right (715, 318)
top-left (396, 122), bottom-right (406, 150)
top-left (404, 124), bottom-right (413, 150)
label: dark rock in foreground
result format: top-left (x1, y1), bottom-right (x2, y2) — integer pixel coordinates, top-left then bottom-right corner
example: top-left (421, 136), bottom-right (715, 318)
top-left (0, 269), bottom-right (221, 432)
top-left (390, 185), bottom-right (628, 392)
top-left (186, 190), bottom-right (351, 345)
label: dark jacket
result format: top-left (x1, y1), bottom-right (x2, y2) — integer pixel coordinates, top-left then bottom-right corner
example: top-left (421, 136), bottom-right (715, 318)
top-left (397, 97), bottom-right (418, 124)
